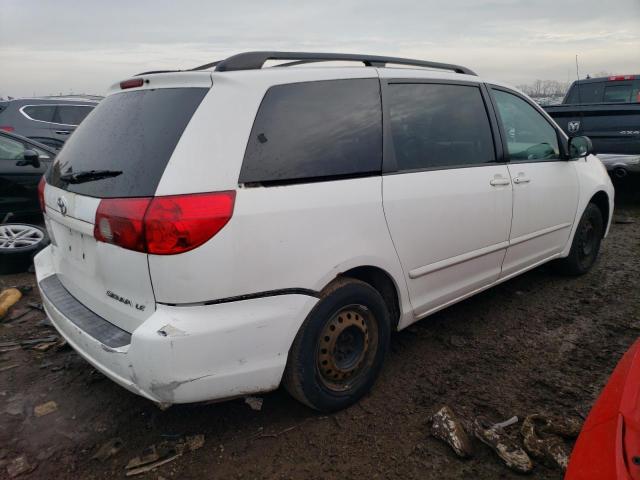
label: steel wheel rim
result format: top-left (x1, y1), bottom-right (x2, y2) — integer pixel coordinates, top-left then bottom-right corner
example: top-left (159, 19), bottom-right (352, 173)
top-left (0, 225), bottom-right (44, 249)
top-left (316, 304), bottom-right (378, 392)
top-left (579, 219), bottom-right (596, 257)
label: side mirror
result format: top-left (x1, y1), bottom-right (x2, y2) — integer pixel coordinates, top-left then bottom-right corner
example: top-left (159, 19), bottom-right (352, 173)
top-left (16, 149), bottom-right (41, 168)
top-left (568, 136), bottom-right (593, 159)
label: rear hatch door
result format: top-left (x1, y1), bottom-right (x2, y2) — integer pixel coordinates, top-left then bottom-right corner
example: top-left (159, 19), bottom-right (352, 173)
top-left (43, 76), bottom-right (211, 333)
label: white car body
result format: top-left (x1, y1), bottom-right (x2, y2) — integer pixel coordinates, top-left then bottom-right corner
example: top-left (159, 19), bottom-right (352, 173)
top-left (35, 55), bottom-right (614, 406)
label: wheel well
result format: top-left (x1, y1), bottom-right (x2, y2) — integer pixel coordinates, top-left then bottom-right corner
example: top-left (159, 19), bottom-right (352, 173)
top-left (590, 191), bottom-right (610, 236)
top-left (339, 266), bottom-right (401, 331)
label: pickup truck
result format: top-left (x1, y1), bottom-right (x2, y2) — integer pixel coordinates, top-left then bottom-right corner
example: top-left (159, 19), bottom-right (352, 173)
top-left (543, 75), bottom-right (640, 171)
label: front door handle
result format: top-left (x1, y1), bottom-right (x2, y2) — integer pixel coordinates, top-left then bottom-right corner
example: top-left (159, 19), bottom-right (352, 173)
top-left (490, 177), bottom-right (511, 186)
top-left (513, 176), bottom-right (531, 184)
top-left (55, 130), bottom-right (71, 135)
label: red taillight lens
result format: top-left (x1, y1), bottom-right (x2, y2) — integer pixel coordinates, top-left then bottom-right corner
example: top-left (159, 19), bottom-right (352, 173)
top-left (38, 177), bottom-right (46, 213)
top-left (0, 126), bottom-right (14, 132)
top-left (145, 191), bottom-right (235, 254)
top-left (94, 197), bottom-right (151, 252)
top-left (93, 191), bottom-right (235, 255)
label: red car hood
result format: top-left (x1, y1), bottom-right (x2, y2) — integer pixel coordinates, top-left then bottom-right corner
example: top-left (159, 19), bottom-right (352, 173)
top-left (566, 339), bottom-right (640, 479)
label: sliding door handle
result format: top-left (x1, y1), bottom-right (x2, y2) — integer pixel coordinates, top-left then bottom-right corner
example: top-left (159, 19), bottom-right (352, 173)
top-left (513, 176), bottom-right (531, 184)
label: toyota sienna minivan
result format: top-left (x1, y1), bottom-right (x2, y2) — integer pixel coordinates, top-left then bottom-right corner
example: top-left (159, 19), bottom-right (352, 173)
top-left (35, 51), bottom-right (614, 411)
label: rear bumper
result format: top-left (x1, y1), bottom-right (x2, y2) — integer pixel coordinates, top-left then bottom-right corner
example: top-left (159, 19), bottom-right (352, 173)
top-left (35, 246), bottom-right (318, 404)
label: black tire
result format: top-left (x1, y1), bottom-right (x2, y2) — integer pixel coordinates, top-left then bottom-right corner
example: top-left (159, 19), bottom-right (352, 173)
top-left (552, 203), bottom-right (604, 276)
top-left (283, 278), bottom-right (390, 412)
top-left (0, 223), bottom-right (49, 274)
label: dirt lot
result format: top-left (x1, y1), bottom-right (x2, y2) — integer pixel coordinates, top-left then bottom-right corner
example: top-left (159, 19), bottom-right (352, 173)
top-left (1, 179), bottom-right (639, 479)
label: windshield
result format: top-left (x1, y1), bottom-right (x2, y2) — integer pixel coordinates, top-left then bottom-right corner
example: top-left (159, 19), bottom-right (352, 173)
top-left (46, 87), bottom-right (208, 198)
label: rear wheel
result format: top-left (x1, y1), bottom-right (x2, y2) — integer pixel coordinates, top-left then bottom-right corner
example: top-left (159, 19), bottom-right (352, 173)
top-left (283, 278), bottom-right (390, 412)
top-left (552, 203), bottom-right (603, 276)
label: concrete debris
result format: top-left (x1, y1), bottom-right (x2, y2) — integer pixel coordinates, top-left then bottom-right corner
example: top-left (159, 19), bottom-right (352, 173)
top-left (92, 438), bottom-right (124, 462)
top-left (473, 417), bottom-right (533, 474)
top-left (0, 288), bottom-right (22, 320)
top-left (6, 455), bottom-right (35, 478)
top-left (125, 435), bottom-right (204, 476)
top-left (521, 414), bottom-right (581, 471)
top-left (429, 405), bottom-right (473, 458)
top-left (245, 396), bottom-right (263, 411)
top-left (34, 400), bottom-right (58, 417)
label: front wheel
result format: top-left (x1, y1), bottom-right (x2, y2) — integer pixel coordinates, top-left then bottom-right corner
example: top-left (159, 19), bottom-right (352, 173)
top-left (552, 203), bottom-right (604, 276)
top-left (283, 278), bottom-right (390, 412)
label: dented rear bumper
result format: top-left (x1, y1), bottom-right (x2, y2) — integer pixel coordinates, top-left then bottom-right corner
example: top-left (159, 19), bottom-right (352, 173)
top-left (35, 246), bottom-right (317, 404)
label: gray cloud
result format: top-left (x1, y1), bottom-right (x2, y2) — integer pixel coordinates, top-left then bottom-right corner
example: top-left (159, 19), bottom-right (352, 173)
top-left (1, 0), bottom-right (638, 97)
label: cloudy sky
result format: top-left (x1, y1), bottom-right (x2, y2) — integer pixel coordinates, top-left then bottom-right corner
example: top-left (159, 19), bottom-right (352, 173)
top-left (1, 0), bottom-right (639, 98)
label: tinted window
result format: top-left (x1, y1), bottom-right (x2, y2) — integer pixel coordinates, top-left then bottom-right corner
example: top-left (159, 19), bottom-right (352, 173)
top-left (603, 84), bottom-right (633, 103)
top-left (54, 105), bottom-right (93, 125)
top-left (565, 82), bottom-right (604, 104)
top-left (46, 88), bottom-right (208, 198)
top-left (22, 105), bottom-right (56, 122)
top-left (388, 83), bottom-right (495, 171)
top-left (239, 79), bottom-right (381, 184)
top-left (493, 89), bottom-right (559, 161)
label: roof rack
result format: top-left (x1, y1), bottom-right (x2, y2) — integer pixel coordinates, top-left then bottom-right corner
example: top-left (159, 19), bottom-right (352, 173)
top-left (190, 51), bottom-right (476, 76)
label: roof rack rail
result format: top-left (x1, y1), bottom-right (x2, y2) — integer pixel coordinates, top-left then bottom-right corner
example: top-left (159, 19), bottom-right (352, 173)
top-left (190, 51), bottom-right (476, 76)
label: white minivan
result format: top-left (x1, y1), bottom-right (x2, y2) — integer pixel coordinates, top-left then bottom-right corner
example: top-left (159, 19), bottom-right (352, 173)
top-left (35, 52), bottom-right (614, 412)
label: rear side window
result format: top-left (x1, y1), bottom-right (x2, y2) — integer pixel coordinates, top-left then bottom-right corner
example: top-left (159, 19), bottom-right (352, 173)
top-left (564, 82), bottom-right (604, 104)
top-left (603, 84), bottom-right (633, 103)
top-left (46, 88), bottom-right (208, 198)
top-left (239, 79), bottom-right (381, 184)
top-left (54, 105), bottom-right (94, 125)
top-left (388, 83), bottom-right (495, 171)
top-left (22, 105), bottom-right (56, 122)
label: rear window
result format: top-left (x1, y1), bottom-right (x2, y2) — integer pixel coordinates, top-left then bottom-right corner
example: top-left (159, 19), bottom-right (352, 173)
top-left (603, 84), bottom-right (633, 103)
top-left (239, 78), bottom-right (382, 185)
top-left (564, 82), bottom-right (604, 104)
top-left (46, 88), bottom-right (208, 198)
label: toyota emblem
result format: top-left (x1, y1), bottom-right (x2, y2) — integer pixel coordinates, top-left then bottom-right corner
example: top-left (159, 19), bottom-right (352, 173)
top-left (57, 197), bottom-right (68, 216)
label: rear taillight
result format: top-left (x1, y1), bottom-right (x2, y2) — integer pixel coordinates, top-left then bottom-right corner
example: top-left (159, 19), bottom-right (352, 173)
top-left (0, 126), bottom-right (14, 132)
top-left (38, 177), bottom-right (46, 213)
top-left (94, 197), bottom-right (150, 252)
top-left (93, 191), bottom-right (235, 255)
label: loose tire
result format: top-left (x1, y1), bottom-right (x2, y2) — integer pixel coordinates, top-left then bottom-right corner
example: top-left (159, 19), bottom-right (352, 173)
top-left (552, 203), bottom-right (604, 276)
top-left (0, 223), bottom-right (49, 274)
top-left (283, 278), bottom-right (390, 412)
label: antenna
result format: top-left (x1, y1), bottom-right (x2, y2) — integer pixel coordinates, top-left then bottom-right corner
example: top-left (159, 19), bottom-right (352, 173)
top-left (575, 54), bottom-right (582, 105)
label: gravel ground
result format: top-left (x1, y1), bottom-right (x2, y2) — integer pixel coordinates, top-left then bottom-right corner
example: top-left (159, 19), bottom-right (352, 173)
top-left (1, 178), bottom-right (638, 479)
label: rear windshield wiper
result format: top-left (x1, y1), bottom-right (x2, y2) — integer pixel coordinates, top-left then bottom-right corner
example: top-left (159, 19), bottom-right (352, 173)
top-left (59, 169), bottom-right (123, 184)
